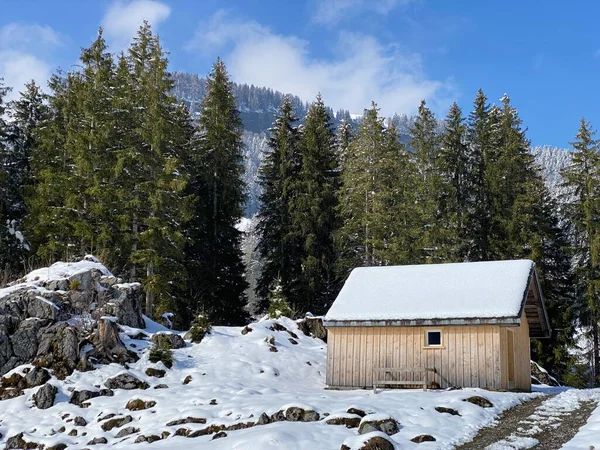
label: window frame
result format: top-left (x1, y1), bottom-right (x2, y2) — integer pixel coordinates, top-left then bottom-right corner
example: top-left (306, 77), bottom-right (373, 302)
top-left (424, 329), bottom-right (443, 348)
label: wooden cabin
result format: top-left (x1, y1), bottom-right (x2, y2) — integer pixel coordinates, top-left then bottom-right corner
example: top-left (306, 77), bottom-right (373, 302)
top-left (323, 260), bottom-right (551, 392)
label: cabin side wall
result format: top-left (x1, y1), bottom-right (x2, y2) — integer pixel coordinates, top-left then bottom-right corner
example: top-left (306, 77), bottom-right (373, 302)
top-left (326, 325), bottom-right (502, 389)
top-left (499, 313), bottom-right (531, 391)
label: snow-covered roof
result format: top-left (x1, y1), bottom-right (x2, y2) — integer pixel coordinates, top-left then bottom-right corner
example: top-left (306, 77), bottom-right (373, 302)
top-left (325, 260), bottom-right (538, 325)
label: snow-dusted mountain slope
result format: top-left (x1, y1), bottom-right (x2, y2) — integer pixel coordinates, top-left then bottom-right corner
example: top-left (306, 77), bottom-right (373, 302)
top-left (0, 315), bottom-right (539, 449)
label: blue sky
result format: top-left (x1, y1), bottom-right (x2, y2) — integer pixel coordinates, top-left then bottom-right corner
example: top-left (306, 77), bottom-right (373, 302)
top-left (1, 0), bottom-right (599, 148)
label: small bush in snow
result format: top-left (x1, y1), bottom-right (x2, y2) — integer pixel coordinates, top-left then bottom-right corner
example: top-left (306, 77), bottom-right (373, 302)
top-left (69, 279), bottom-right (80, 290)
top-left (267, 282), bottom-right (293, 319)
top-left (149, 345), bottom-right (173, 369)
top-left (188, 315), bottom-right (212, 343)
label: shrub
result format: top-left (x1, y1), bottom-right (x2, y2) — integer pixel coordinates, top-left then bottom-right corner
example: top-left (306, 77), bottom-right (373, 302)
top-left (149, 345), bottom-right (173, 369)
top-left (267, 281), bottom-right (293, 319)
top-left (69, 279), bottom-right (80, 291)
top-left (188, 315), bottom-right (212, 343)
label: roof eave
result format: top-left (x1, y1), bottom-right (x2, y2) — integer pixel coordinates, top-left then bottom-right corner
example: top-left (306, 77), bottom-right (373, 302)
top-left (323, 317), bottom-right (522, 328)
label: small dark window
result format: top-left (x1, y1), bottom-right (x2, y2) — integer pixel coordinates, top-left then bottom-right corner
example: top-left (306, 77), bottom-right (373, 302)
top-left (426, 331), bottom-right (442, 346)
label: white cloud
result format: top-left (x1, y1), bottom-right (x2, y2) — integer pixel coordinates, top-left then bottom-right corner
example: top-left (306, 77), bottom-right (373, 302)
top-left (102, 0), bottom-right (171, 50)
top-left (313, 0), bottom-right (416, 25)
top-left (0, 23), bottom-right (61, 102)
top-left (187, 11), bottom-right (453, 117)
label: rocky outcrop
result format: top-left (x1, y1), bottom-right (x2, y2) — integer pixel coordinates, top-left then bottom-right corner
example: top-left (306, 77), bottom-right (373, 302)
top-left (32, 383), bottom-right (57, 409)
top-left (0, 257), bottom-right (145, 379)
top-left (69, 388), bottom-right (114, 407)
top-left (531, 361), bottom-right (560, 386)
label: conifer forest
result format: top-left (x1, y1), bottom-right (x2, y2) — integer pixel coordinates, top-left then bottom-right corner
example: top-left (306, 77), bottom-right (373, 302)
top-left (1, 23), bottom-right (600, 387)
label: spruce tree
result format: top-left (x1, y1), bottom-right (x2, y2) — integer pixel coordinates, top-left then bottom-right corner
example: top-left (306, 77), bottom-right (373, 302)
top-left (439, 102), bottom-right (470, 260)
top-left (466, 89), bottom-right (494, 261)
top-left (410, 100), bottom-right (454, 263)
top-left (293, 94), bottom-right (339, 313)
top-left (256, 96), bottom-right (302, 313)
top-left (193, 59), bottom-right (248, 325)
top-left (561, 118), bottom-right (600, 385)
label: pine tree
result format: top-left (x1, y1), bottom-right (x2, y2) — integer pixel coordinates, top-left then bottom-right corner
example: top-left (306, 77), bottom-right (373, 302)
top-left (292, 94), bottom-right (339, 313)
top-left (561, 118), bottom-right (600, 386)
top-left (439, 102), bottom-right (470, 260)
top-left (256, 96), bottom-right (302, 313)
top-left (193, 59), bottom-right (248, 325)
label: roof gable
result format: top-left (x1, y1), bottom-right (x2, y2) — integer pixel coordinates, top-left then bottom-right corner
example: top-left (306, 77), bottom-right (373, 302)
top-left (325, 260), bottom-right (543, 327)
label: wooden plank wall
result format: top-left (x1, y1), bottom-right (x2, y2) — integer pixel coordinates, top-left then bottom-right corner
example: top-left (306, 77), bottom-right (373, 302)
top-left (327, 325), bottom-right (502, 389)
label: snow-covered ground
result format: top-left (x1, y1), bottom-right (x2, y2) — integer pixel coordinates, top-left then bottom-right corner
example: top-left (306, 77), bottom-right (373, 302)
top-left (0, 315), bottom-right (541, 449)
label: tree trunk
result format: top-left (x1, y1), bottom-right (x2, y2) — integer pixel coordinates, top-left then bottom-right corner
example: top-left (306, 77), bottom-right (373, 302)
top-left (145, 262), bottom-right (154, 318)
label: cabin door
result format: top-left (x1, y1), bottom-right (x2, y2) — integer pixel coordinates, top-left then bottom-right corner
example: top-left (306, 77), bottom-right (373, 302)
top-left (507, 329), bottom-right (516, 389)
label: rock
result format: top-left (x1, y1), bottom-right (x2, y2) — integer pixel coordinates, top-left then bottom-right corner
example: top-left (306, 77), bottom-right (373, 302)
top-left (289, 338), bottom-right (298, 345)
top-left (87, 436), bottom-right (108, 445)
top-left (210, 398), bottom-right (217, 405)
top-left (241, 326), bottom-right (253, 335)
top-left (0, 387), bottom-right (23, 400)
top-left (325, 414), bottom-right (362, 428)
top-left (74, 416), bottom-right (88, 426)
top-left (531, 361), bottom-right (560, 386)
top-left (212, 431), bottom-right (227, 440)
top-left (33, 383), bottom-right (57, 409)
top-left (358, 415), bottom-right (400, 436)
top-left (126, 398), bottom-right (156, 411)
top-left (101, 415), bottom-right (133, 431)
top-left (297, 316), bottom-right (327, 342)
top-left (270, 410), bottom-right (286, 422)
top-left (183, 375), bottom-right (192, 385)
top-left (411, 434), bottom-right (436, 443)
top-left (35, 323), bottom-right (81, 379)
top-left (145, 367), bottom-right (166, 378)
top-left (98, 275), bottom-right (121, 289)
top-left (115, 426), bottom-right (140, 438)
top-left (154, 384), bottom-right (169, 389)
top-left (86, 318), bottom-right (138, 365)
top-left (256, 412), bottom-right (271, 425)
top-left (69, 390), bottom-right (100, 407)
top-left (105, 373), bottom-right (149, 390)
top-left (135, 434), bottom-right (162, 443)
top-left (435, 406), bottom-right (460, 416)
top-left (1, 372), bottom-right (26, 389)
top-left (68, 429), bottom-right (77, 436)
top-left (47, 445), bottom-right (67, 450)
top-left (463, 396), bottom-right (493, 408)
top-left (174, 428), bottom-right (190, 437)
top-left (166, 417), bottom-right (207, 426)
top-left (98, 413), bottom-right (116, 422)
top-left (4, 432), bottom-right (46, 449)
top-left (151, 333), bottom-right (186, 350)
top-left (347, 407), bottom-right (367, 417)
top-left (95, 283), bottom-right (145, 328)
top-left (25, 367), bottom-right (51, 388)
top-left (67, 268), bottom-right (103, 291)
top-left (340, 432), bottom-right (396, 450)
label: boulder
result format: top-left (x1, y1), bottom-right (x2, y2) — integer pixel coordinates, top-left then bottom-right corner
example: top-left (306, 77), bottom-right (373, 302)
top-left (126, 398), bottom-right (156, 411)
top-left (32, 383), bottom-right (57, 409)
top-left (5, 432), bottom-right (43, 449)
top-left (347, 407), bottom-right (367, 417)
top-left (151, 332), bottom-right (186, 349)
top-left (256, 412), bottom-right (271, 425)
top-left (341, 432), bottom-right (396, 450)
top-left (69, 389), bottom-right (113, 407)
top-left (74, 416), bottom-right (88, 426)
top-left (358, 415), bottom-right (399, 436)
top-left (25, 367), bottom-right (51, 388)
top-left (411, 434), bottom-right (436, 443)
top-left (531, 361), bottom-right (560, 386)
top-left (325, 414), bottom-right (362, 428)
top-left (284, 406), bottom-right (320, 422)
top-left (145, 367), bottom-right (166, 378)
top-left (166, 417), bottom-right (206, 426)
top-left (115, 426), bottom-right (140, 438)
top-left (87, 436), bottom-right (108, 445)
top-left (105, 373), bottom-right (149, 390)
top-left (101, 415), bottom-right (133, 431)
top-left (463, 396), bottom-right (493, 408)
top-left (35, 323), bottom-right (81, 379)
top-left (435, 406), bottom-right (460, 416)
top-left (135, 434), bottom-right (162, 443)
top-left (212, 431), bottom-right (227, 440)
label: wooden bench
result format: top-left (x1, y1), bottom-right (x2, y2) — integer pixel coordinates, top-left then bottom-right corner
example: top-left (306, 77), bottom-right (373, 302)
top-left (373, 367), bottom-right (437, 393)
